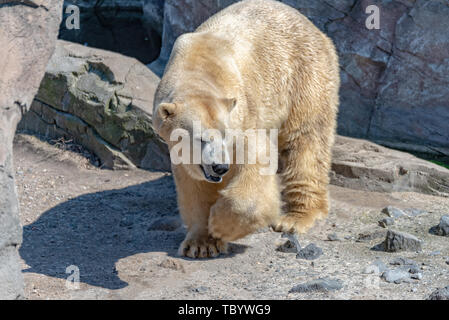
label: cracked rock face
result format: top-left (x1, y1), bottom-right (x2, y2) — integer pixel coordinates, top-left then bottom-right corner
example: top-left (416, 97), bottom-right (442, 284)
top-left (0, 0), bottom-right (63, 299)
top-left (150, 0), bottom-right (449, 155)
top-left (18, 40), bottom-right (171, 171)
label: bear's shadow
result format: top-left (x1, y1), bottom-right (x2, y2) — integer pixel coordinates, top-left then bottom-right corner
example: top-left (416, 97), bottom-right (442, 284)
top-left (19, 175), bottom-right (247, 290)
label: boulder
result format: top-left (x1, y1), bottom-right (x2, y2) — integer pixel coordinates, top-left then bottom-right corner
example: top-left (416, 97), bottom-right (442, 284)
top-left (331, 136), bottom-right (449, 197)
top-left (0, 0), bottom-right (63, 299)
top-left (18, 40), bottom-right (171, 171)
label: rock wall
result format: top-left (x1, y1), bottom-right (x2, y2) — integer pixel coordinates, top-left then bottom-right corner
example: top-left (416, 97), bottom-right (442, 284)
top-left (148, 0), bottom-right (449, 155)
top-left (59, 0), bottom-right (162, 64)
top-left (0, 0), bottom-right (62, 299)
top-left (19, 40), bottom-right (171, 171)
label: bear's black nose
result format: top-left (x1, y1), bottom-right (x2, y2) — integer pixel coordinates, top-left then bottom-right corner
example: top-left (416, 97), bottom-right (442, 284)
top-left (212, 163), bottom-right (229, 176)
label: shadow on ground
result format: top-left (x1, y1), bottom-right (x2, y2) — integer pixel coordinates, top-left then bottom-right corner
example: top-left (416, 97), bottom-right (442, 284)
top-left (19, 176), bottom-right (184, 290)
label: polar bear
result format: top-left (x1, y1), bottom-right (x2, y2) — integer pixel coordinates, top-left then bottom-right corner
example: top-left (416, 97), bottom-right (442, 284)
top-left (153, 0), bottom-right (340, 258)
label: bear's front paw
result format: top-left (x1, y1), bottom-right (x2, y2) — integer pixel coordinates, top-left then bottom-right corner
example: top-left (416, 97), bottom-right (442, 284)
top-left (208, 210), bottom-right (248, 241)
top-left (178, 235), bottom-right (228, 259)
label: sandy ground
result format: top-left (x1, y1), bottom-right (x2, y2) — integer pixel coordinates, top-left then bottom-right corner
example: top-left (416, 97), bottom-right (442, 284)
top-left (13, 134), bottom-right (449, 300)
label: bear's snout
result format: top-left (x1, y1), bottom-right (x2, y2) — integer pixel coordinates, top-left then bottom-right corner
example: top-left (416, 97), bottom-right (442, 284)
top-left (212, 163), bottom-right (229, 176)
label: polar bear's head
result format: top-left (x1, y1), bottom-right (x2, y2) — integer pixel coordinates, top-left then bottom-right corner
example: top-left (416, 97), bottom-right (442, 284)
top-left (153, 94), bottom-right (238, 183)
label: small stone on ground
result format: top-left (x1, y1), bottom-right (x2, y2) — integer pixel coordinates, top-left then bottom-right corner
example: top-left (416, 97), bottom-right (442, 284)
top-left (378, 217), bottom-right (395, 228)
top-left (430, 215), bottom-right (449, 236)
top-left (428, 286), bottom-right (449, 300)
top-left (382, 206), bottom-right (406, 218)
top-left (296, 243), bottom-right (323, 260)
top-left (327, 233), bottom-right (340, 241)
top-left (289, 278), bottom-right (343, 293)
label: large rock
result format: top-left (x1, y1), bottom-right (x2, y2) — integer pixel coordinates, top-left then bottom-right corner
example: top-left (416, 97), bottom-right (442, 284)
top-left (149, 0), bottom-right (449, 156)
top-left (19, 40), bottom-right (171, 171)
top-left (331, 136), bottom-right (449, 197)
top-left (0, 0), bottom-right (63, 299)
top-left (378, 230), bottom-right (423, 253)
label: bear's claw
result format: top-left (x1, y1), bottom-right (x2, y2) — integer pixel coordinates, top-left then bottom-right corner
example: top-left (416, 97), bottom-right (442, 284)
top-left (274, 211), bottom-right (325, 234)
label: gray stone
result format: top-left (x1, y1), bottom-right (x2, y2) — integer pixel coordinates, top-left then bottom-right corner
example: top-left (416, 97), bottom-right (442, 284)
top-left (296, 243), bottom-right (323, 260)
top-left (18, 40), bottom-right (171, 171)
top-left (401, 265), bottom-right (421, 275)
top-left (281, 232), bottom-right (301, 252)
top-left (148, 217), bottom-right (182, 232)
top-left (390, 257), bottom-right (419, 267)
top-left (403, 208), bottom-right (428, 217)
top-left (382, 269), bottom-right (411, 284)
top-left (327, 233), bottom-right (340, 241)
top-left (378, 230), bottom-right (423, 252)
top-left (276, 240), bottom-right (298, 253)
top-left (428, 286), bottom-right (449, 300)
top-left (190, 286), bottom-right (208, 294)
top-left (0, 0), bottom-right (63, 299)
top-left (363, 259), bottom-right (388, 275)
top-left (379, 217), bottom-right (395, 228)
top-left (431, 215), bottom-right (449, 236)
top-left (289, 278), bottom-right (343, 293)
top-left (382, 206), bottom-right (406, 218)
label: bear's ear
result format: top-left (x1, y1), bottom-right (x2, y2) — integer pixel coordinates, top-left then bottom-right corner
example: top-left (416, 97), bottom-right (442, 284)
top-left (158, 103), bottom-right (177, 120)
